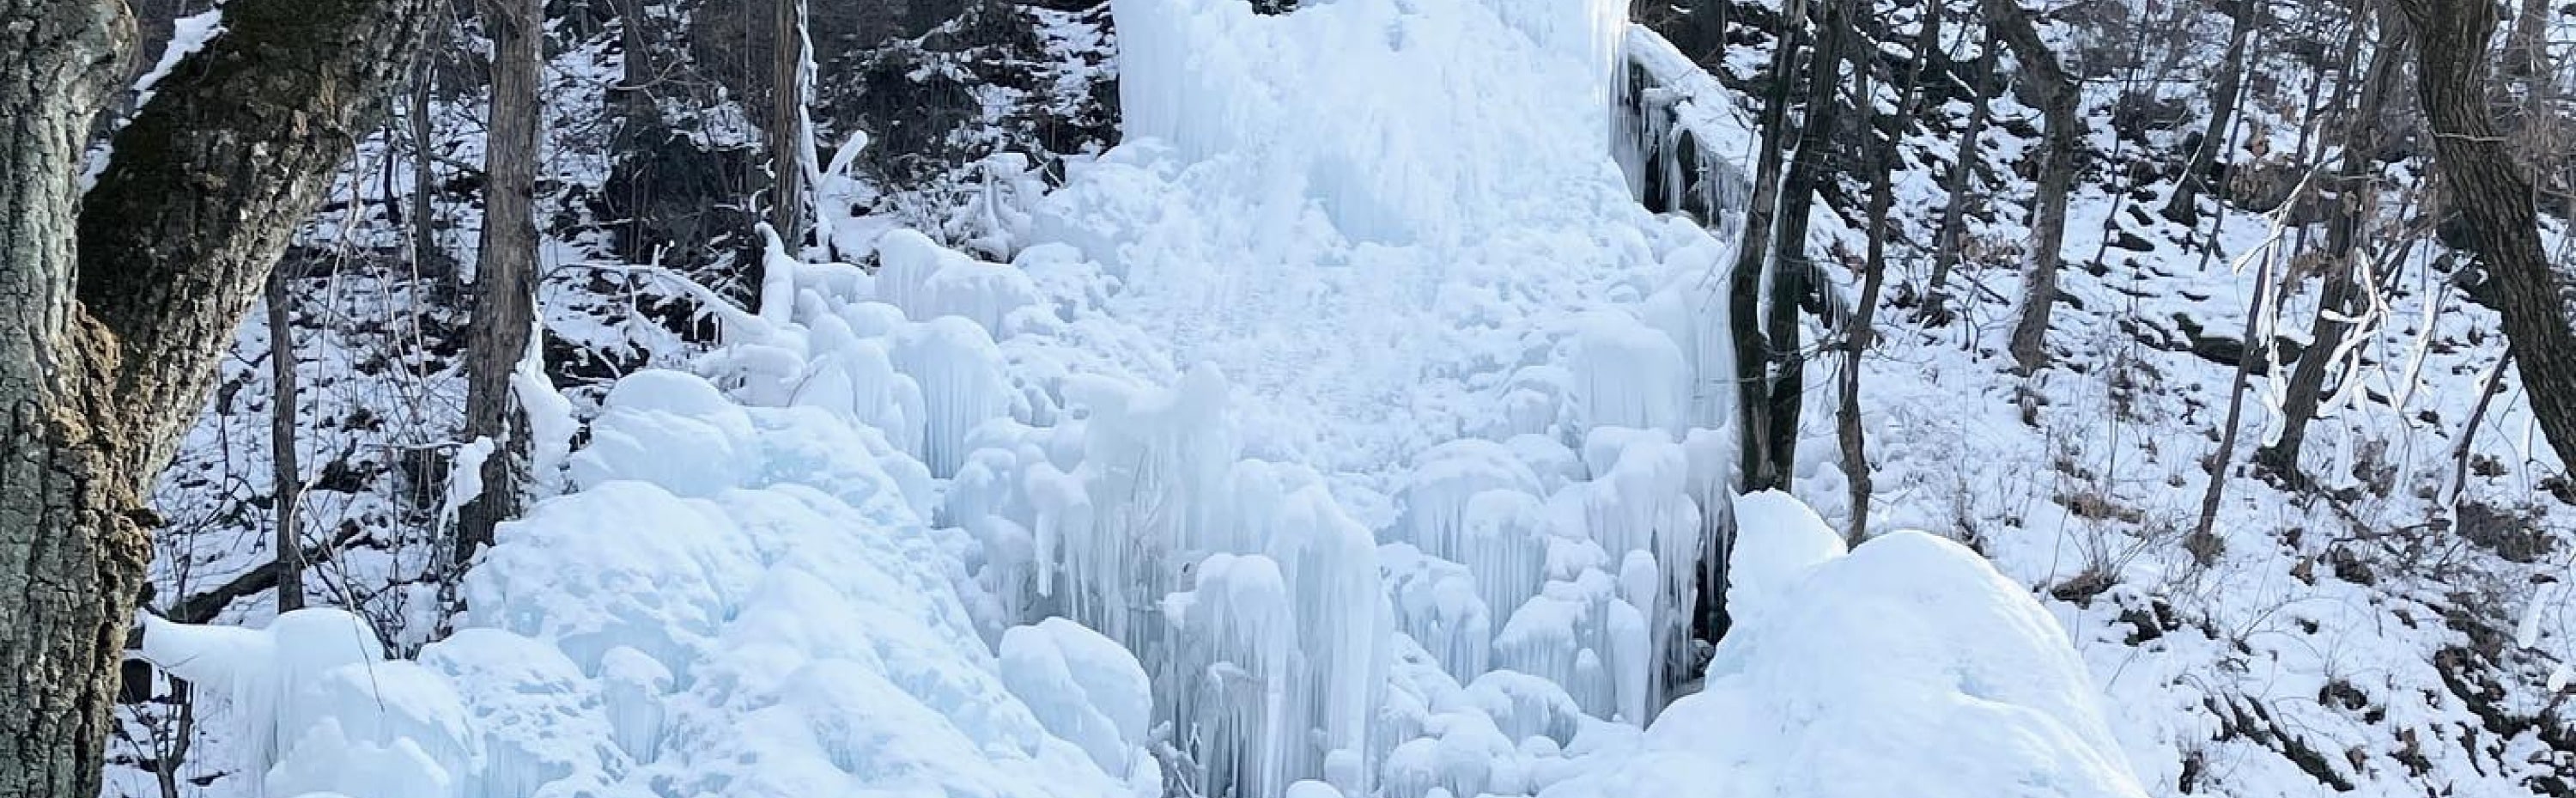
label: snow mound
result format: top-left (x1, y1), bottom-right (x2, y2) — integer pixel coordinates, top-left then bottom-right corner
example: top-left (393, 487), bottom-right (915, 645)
top-left (1547, 496), bottom-right (2148, 798)
top-left (144, 369), bottom-right (1156, 798)
top-left (140, 609), bottom-right (477, 798)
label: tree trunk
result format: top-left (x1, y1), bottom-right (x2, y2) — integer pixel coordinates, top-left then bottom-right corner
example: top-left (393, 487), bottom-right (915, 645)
top-left (2196, 246), bottom-right (2281, 542)
top-left (1986, 0), bottom-right (2081, 374)
top-left (1843, 0), bottom-right (1935, 544)
top-left (2504, 0), bottom-right (2551, 80)
top-left (408, 21), bottom-right (448, 292)
top-left (2259, 21), bottom-right (2402, 479)
top-left (1920, 23), bottom-right (1996, 327)
top-left (1730, 0), bottom-right (1811, 493)
top-left (769, 0), bottom-right (808, 246)
top-left (2161, 0), bottom-right (2257, 225)
top-left (266, 268), bottom-right (307, 612)
top-left (1759, 0), bottom-right (1855, 491)
top-left (456, 0), bottom-right (544, 567)
top-left (2398, 0), bottom-right (2576, 472)
top-left (0, 3), bottom-right (140, 791)
top-left (1, 0), bottom-right (426, 794)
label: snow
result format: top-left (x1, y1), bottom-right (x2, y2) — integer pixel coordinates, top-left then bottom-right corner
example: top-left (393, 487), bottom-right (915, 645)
top-left (1546, 509), bottom-right (2147, 798)
top-left (127, 2), bottom-right (2184, 797)
top-left (140, 609), bottom-right (477, 798)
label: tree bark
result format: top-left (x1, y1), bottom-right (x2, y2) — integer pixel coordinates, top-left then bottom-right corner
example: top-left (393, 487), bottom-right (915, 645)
top-left (266, 268), bottom-right (307, 612)
top-left (2161, 0), bottom-right (2257, 225)
top-left (1985, 0), bottom-right (2081, 375)
top-left (1759, 0), bottom-right (1856, 491)
top-left (0, 2), bottom-right (139, 792)
top-left (2398, 0), bottom-right (2576, 472)
top-left (1, 0), bottom-right (425, 794)
top-left (455, 0), bottom-right (544, 567)
top-left (1730, 0), bottom-right (1811, 493)
top-left (769, 0), bottom-right (808, 246)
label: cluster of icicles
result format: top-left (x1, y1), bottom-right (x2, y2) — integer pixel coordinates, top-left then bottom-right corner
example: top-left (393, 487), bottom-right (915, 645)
top-left (712, 204), bottom-right (1747, 797)
top-left (677, 0), bottom-right (1758, 793)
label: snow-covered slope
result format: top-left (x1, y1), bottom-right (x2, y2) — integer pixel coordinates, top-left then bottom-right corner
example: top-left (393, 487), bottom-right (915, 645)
top-left (133, 1), bottom-right (2151, 797)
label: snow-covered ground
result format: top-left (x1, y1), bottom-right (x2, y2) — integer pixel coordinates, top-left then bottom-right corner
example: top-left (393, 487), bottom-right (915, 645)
top-left (133, 1), bottom-right (2576, 797)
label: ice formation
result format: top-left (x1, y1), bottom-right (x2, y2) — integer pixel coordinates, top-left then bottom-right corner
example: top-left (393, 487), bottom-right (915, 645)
top-left (132, 2), bottom-right (2157, 797)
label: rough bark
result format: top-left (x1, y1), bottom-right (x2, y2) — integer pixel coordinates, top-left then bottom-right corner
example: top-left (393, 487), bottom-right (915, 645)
top-left (1985, 0), bottom-right (2081, 374)
top-left (0, 3), bottom-right (139, 792)
top-left (456, 0), bottom-right (544, 566)
top-left (769, 0), bottom-right (809, 244)
top-left (3, 0), bottom-right (425, 794)
top-left (266, 268), bottom-right (307, 612)
top-left (2398, 0), bottom-right (2576, 472)
top-left (2161, 0), bottom-right (2257, 225)
top-left (1730, 0), bottom-right (1810, 493)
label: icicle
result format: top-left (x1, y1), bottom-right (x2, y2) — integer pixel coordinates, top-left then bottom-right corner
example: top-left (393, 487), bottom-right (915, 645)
top-left (1385, 545), bottom-right (1496, 690)
top-left (1560, 314), bottom-right (1689, 434)
top-left (512, 311), bottom-right (576, 496)
top-left (1163, 553), bottom-right (1297, 798)
top-left (597, 645), bottom-right (671, 758)
top-left (891, 317), bottom-right (1014, 478)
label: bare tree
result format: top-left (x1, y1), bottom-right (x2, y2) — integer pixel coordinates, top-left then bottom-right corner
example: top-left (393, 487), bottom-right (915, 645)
top-left (2161, 0), bottom-right (2258, 225)
top-left (408, 15), bottom-right (451, 293)
top-left (1843, 0), bottom-right (1941, 544)
top-left (1757, 0), bottom-right (1857, 490)
top-left (1920, 19), bottom-right (1994, 328)
top-left (454, 0), bottom-right (544, 566)
top-left (0, 0), bottom-right (425, 792)
top-left (1730, 0), bottom-right (1812, 492)
top-left (267, 267), bottom-right (307, 612)
top-left (1984, 0), bottom-right (2081, 374)
top-left (2259, 12), bottom-right (2403, 480)
top-left (2197, 173), bottom-right (2315, 542)
top-left (2397, 0), bottom-right (2576, 469)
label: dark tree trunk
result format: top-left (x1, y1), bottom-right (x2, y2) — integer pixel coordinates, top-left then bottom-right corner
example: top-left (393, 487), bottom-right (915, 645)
top-left (1985, 0), bottom-right (2081, 374)
top-left (1731, 0), bottom-right (1812, 493)
top-left (2197, 239), bottom-right (2281, 542)
top-left (2399, 0), bottom-right (2576, 472)
top-left (2259, 21), bottom-right (2403, 479)
top-left (1, 0), bottom-right (425, 794)
top-left (2162, 0), bottom-right (2257, 225)
top-left (408, 20), bottom-right (450, 291)
top-left (266, 268), bottom-right (307, 612)
top-left (0, 3), bottom-right (139, 791)
top-left (1921, 23), bottom-right (1996, 327)
top-left (1759, 0), bottom-right (1856, 491)
top-left (769, 0), bottom-right (809, 246)
top-left (1843, 0), bottom-right (1935, 544)
top-left (456, 0), bottom-right (544, 566)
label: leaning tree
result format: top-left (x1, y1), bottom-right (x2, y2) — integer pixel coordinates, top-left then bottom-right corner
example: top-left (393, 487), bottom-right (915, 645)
top-left (2397, 0), bottom-right (2576, 471)
top-left (0, 0), bottom-right (423, 793)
